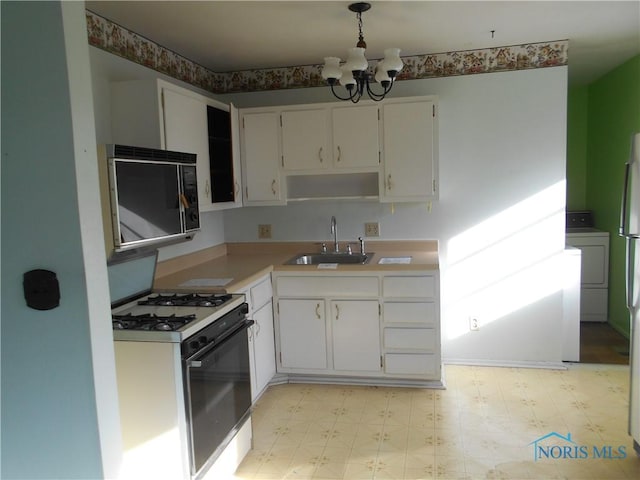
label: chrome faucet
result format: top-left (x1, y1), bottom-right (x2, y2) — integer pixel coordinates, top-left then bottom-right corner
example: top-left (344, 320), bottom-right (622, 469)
top-left (330, 216), bottom-right (339, 252)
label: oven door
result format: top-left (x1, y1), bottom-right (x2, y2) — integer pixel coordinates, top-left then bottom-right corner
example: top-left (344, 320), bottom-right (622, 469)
top-left (184, 320), bottom-right (253, 476)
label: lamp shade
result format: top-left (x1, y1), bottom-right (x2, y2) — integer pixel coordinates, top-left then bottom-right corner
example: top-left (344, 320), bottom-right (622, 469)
top-left (382, 48), bottom-right (403, 74)
top-left (321, 57), bottom-right (343, 81)
top-left (374, 61), bottom-right (391, 83)
top-left (344, 47), bottom-right (368, 72)
top-left (339, 67), bottom-right (356, 87)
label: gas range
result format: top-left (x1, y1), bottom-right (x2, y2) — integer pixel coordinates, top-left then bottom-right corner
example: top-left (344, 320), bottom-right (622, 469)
top-left (112, 292), bottom-right (246, 343)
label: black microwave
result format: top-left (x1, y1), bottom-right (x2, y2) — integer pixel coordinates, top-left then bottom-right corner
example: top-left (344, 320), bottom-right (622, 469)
top-left (105, 144), bottom-right (200, 252)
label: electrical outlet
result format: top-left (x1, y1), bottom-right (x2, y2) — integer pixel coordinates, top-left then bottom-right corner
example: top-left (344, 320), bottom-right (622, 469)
top-left (364, 222), bottom-right (380, 237)
top-left (469, 317), bottom-right (480, 331)
top-left (258, 224), bottom-right (272, 239)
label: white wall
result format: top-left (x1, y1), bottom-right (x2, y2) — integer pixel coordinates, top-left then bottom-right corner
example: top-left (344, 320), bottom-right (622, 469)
top-left (1, 2), bottom-right (121, 478)
top-left (89, 42), bottom-right (569, 364)
top-left (222, 67), bottom-right (569, 364)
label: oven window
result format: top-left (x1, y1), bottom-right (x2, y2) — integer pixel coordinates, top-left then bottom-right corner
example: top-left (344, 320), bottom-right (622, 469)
top-left (186, 326), bottom-right (251, 474)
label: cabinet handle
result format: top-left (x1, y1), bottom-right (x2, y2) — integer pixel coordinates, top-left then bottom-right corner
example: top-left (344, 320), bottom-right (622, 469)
top-left (335, 304), bottom-right (340, 320)
top-left (387, 174), bottom-right (393, 191)
top-left (336, 146), bottom-right (341, 162)
top-left (205, 180), bottom-right (211, 195)
top-left (235, 181), bottom-right (240, 197)
top-left (315, 303), bottom-right (321, 319)
top-left (271, 179), bottom-right (277, 195)
top-left (318, 147), bottom-right (323, 163)
top-left (256, 321), bottom-right (261, 336)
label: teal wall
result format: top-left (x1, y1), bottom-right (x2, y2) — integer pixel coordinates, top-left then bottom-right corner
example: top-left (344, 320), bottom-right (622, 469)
top-left (567, 55), bottom-right (640, 337)
top-left (1, 2), bottom-right (107, 477)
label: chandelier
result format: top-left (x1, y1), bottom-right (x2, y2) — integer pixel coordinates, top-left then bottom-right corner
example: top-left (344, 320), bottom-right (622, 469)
top-left (321, 2), bottom-right (403, 103)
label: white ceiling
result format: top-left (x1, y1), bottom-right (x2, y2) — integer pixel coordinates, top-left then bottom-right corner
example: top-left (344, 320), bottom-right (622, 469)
top-left (86, 1), bottom-right (640, 86)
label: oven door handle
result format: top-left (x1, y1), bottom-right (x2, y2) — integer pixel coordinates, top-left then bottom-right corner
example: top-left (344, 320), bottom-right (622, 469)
top-left (184, 318), bottom-right (255, 363)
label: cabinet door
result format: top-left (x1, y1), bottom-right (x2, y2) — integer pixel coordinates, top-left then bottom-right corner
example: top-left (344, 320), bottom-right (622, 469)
top-left (381, 100), bottom-right (437, 202)
top-left (241, 112), bottom-right (284, 205)
top-left (161, 88), bottom-right (212, 210)
top-left (332, 105), bottom-right (380, 169)
top-left (281, 109), bottom-right (329, 170)
top-left (252, 300), bottom-right (276, 399)
top-left (110, 80), bottom-right (164, 148)
top-left (278, 299), bottom-right (327, 370)
top-left (205, 103), bottom-right (242, 210)
top-left (229, 103), bottom-right (242, 208)
top-left (331, 300), bottom-right (381, 372)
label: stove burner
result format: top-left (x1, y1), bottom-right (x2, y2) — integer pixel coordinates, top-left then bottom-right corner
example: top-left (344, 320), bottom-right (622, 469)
top-left (112, 313), bottom-right (197, 331)
top-left (154, 322), bottom-right (174, 331)
top-left (138, 293), bottom-right (233, 307)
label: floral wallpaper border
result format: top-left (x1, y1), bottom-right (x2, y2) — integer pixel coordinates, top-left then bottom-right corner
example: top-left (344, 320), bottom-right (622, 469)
top-left (87, 10), bottom-right (568, 95)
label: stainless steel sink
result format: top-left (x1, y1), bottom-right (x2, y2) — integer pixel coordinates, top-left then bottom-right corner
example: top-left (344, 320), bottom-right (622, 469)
top-left (285, 252), bottom-right (374, 265)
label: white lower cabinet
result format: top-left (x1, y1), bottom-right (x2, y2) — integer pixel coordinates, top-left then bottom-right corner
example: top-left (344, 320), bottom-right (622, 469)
top-left (331, 300), bottom-right (380, 372)
top-left (278, 299), bottom-right (328, 370)
top-left (273, 271), bottom-right (441, 385)
top-left (381, 275), bottom-right (440, 382)
top-left (384, 353), bottom-right (437, 376)
top-left (251, 300), bottom-right (276, 397)
top-left (239, 274), bottom-right (276, 401)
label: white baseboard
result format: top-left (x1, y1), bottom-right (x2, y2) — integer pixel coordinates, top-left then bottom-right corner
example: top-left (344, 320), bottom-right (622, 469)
top-left (443, 358), bottom-right (568, 370)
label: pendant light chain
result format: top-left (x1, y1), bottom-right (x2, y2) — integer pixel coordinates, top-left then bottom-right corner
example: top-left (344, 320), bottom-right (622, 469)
top-left (357, 11), bottom-right (366, 48)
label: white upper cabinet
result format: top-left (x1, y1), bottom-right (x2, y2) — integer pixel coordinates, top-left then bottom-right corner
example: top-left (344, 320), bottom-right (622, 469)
top-left (380, 98), bottom-right (438, 202)
top-left (280, 104), bottom-right (380, 172)
top-left (240, 111), bottom-right (285, 205)
top-left (237, 96), bottom-right (438, 204)
top-left (110, 79), bottom-right (242, 212)
top-left (161, 87), bottom-right (210, 209)
top-left (281, 108), bottom-right (330, 171)
top-left (332, 105), bottom-right (380, 169)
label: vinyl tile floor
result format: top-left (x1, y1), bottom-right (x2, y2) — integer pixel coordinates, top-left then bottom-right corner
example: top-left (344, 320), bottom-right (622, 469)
top-left (234, 364), bottom-right (639, 479)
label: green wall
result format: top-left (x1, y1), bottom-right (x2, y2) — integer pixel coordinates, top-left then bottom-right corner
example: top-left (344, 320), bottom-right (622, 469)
top-left (568, 55), bottom-right (640, 337)
top-left (566, 86), bottom-right (589, 210)
top-left (588, 55), bottom-right (640, 337)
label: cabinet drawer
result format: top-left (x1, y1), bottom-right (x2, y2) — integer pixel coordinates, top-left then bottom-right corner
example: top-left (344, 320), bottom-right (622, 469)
top-left (384, 328), bottom-right (437, 350)
top-left (384, 302), bottom-right (436, 325)
top-left (383, 276), bottom-right (435, 298)
top-left (250, 277), bottom-right (273, 310)
top-left (384, 353), bottom-right (437, 376)
top-left (276, 276), bottom-right (378, 297)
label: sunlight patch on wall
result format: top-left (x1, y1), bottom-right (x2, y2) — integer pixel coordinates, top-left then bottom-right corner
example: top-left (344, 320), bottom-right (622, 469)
top-left (118, 427), bottom-right (185, 479)
top-left (444, 181), bottom-right (567, 341)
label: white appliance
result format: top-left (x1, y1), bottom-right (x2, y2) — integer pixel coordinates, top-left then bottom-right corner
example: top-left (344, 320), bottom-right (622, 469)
top-left (620, 132), bottom-right (640, 456)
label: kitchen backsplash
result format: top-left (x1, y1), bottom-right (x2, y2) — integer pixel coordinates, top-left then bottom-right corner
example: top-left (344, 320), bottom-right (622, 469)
top-left (86, 10), bottom-right (568, 95)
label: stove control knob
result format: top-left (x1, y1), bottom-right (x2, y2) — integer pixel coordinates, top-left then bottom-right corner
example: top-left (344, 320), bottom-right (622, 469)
top-left (198, 336), bottom-right (208, 347)
top-left (189, 340), bottom-right (200, 352)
